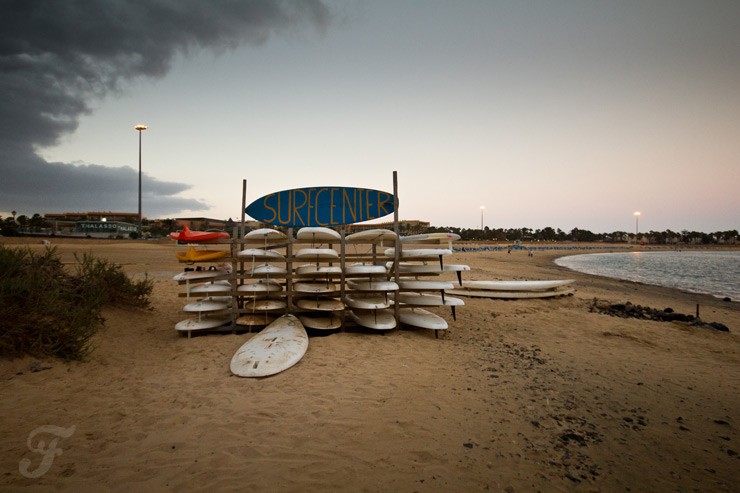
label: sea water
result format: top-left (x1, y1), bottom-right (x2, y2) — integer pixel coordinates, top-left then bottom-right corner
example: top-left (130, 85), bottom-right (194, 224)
top-left (554, 250), bottom-right (740, 300)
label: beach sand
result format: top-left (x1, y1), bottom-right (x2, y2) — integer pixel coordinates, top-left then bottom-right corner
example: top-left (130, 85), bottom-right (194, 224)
top-left (2, 238), bottom-right (739, 491)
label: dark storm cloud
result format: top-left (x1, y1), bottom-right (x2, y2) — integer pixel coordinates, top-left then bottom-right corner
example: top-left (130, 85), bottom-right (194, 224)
top-left (0, 0), bottom-right (330, 216)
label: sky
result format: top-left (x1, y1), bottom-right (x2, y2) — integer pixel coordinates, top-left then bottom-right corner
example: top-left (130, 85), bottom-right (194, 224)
top-left (1, 0), bottom-right (739, 234)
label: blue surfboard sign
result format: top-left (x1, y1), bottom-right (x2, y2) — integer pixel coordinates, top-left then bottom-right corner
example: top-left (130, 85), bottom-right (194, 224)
top-left (246, 186), bottom-right (396, 227)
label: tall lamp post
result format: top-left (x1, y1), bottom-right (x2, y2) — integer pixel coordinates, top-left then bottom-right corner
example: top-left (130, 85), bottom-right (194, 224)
top-left (135, 124), bottom-right (148, 239)
top-left (634, 211), bottom-right (640, 237)
top-left (480, 206), bottom-right (485, 231)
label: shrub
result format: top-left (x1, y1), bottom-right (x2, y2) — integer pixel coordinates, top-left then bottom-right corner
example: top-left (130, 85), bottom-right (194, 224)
top-left (0, 246), bottom-right (153, 360)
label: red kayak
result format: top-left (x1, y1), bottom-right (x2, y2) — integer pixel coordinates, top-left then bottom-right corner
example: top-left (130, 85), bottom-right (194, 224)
top-left (170, 225), bottom-right (230, 243)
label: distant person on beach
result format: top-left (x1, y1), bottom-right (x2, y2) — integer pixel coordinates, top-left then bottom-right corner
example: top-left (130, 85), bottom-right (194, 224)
top-left (507, 247), bottom-right (511, 254)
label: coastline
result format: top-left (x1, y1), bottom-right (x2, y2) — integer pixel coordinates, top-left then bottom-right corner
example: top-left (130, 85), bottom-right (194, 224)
top-left (1, 238), bottom-right (739, 491)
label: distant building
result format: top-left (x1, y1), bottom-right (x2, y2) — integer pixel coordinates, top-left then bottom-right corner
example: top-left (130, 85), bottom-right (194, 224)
top-left (347, 220), bottom-right (429, 235)
top-left (45, 212), bottom-right (141, 223)
top-left (174, 217), bottom-right (229, 230)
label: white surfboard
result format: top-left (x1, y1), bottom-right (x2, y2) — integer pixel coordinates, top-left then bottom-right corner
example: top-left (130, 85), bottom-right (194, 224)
top-left (400, 232), bottom-right (461, 243)
top-left (247, 264), bottom-right (288, 277)
top-left (384, 248), bottom-right (452, 259)
top-left (295, 264), bottom-right (342, 277)
top-left (460, 280), bottom-right (575, 291)
top-left (237, 280), bottom-right (283, 294)
top-left (293, 282), bottom-right (336, 295)
top-left (295, 297), bottom-right (345, 312)
top-left (175, 315), bottom-right (231, 332)
top-left (245, 298), bottom-right (288, 312)
top-left (388, 262), bottom-right (471, 274)
top-left (391, 292), bottom-right (464, 307)
top-left (173, 269), bottom-right (230, 281)
top-left (299, 313), bottom-right (342, 330)
top-left (344, 263), bottom-right (388, 276)
top-left (349, 309), bottom-right (396, 330)
top-left (399, 307), bottom-right (448, 330)
top-left (295, 248), bottom-right (339, 260)
top-left (183, 298), bottom-right (231, 312)
top-left (296, 227), bottom-right (340, 242)
top-left (230, 315), bottom-right (309, 377)
top-left (236, 314), bottom-right (276, 327)
top-left (237, 248), bottom-right (286, 260)
top-left (397, 279), bottom-right (455, 291)
top-left (345, 229), bottom-right (397, 243)
top-left (245, 228), bottom-right (286, 241)
top-left (344, 293), bottom-right (391, 310)
top-left (347, 279), bottom-right (399, 292)
top-left (446, 288), bottom-right (575, 299)
top-left (189, 280), bottom-right (232, 295)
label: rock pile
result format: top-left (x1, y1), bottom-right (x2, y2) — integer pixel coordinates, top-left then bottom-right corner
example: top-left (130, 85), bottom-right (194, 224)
top-left (590, 299), bottom-right (730, 332)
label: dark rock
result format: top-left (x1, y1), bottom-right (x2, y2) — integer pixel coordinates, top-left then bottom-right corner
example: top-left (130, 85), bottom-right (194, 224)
top-left (664, 307), bottom-right (674, 313)
top-left (723, 297), bottom-right (732, 302)
top-left (707, 322), bottom-right (729, 332)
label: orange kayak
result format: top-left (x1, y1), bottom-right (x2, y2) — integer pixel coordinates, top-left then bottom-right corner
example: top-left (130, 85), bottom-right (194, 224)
top-left (171, 225), bottom-right (230, 243)
top-left (176, 246), bottom-right (229, 263)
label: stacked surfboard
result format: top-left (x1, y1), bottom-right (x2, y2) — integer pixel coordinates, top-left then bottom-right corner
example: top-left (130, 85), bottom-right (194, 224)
top-left (447, 279), bottom-right (576, 299)
top-left (235, 228), bottom-right (290, 328)
top-left (385, 233), bottom-right (469, 333)
top-left (344, 229), bottom-right (399, 331)
top-left (173, 266), bottom-right (233, 337)
top-left (293, 227), bottom-right (344, 330)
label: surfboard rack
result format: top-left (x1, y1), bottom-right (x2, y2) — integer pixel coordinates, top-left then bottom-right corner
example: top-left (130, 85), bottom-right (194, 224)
top-left (173, 172), bottom-right (467, 338)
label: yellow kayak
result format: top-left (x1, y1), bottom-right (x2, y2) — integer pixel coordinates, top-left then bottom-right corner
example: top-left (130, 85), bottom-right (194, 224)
top-left (176, 245), bottom-right (229, 263)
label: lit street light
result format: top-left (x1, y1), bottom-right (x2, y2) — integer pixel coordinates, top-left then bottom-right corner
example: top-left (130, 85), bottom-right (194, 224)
top-left (135, 124), bottom-right (148, 239)
top-left (634, 211), bottom-right (640, 236)
top-left (480, 205), bottom-right (485, 231)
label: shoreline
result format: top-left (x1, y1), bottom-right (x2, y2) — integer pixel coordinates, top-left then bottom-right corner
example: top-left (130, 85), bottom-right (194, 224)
top-left (1, 238), bottom-right (739, 491)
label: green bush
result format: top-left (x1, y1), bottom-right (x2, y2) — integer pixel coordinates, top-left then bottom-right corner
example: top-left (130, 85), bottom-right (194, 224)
top-left (0, 246), bottom-right (153, 360)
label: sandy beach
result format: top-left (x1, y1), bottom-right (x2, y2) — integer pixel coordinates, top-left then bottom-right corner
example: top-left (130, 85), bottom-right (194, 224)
top-left (2, 238), bottom-right (739, 492)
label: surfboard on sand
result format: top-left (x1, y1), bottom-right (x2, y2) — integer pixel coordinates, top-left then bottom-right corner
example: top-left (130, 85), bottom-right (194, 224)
top-left (349, 309), bottom-right (396, 330)
top-left (461, 280), bottom-right (575, 291)
top-left (399, 307), bottom-right (448, 330)
top-left (230, 314), bottom-right (309, 377)
top-left (446, 288), bottom-right (575, 299)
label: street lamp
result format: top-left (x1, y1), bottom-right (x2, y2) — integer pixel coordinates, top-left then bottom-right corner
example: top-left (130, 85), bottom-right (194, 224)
top-left (634, 211), bottom-right (640, 236)
top-left (135, 124), bottom-right (148, 238)
top-left (480, 206), bottom-right (485, 231)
